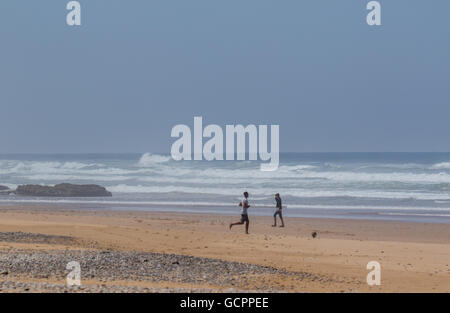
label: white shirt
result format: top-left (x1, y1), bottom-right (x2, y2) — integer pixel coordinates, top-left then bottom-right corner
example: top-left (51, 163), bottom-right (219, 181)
top-left (241, 198), bottom-right (249, 215)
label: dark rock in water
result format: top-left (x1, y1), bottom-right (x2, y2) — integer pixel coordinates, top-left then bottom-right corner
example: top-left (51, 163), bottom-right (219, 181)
top-left (0, 185), bottom-right (14, 195)
top-left (16, 183), bottom-right (112, 197)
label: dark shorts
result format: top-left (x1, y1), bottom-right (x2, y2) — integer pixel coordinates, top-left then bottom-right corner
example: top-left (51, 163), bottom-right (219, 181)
top-left (274, 210), bottom-right (283, 218)
top-left (240, 214), bottom-right (249, 223)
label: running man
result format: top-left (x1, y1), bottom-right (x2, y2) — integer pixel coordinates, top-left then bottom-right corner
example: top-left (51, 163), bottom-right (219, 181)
top-left (229, 191), bottom-right (250, 234)
top-left (272, 193), bottom-right (285, 227)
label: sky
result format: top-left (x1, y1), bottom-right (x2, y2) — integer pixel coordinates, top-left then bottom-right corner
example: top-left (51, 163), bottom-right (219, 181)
top-left (0, 0), bottom-right (449, 153)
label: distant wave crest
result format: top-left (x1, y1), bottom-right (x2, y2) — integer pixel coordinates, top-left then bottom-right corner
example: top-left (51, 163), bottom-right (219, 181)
top-left (431, 162), bottom-right (450, 170)
top-left (138, 153), bottom-right (171, 166)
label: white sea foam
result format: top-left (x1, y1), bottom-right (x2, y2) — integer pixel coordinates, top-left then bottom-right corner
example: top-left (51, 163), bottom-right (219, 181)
top-left (2, 155), bottom-right (450, 213)
top-left (357, 163), bottom-right (425, 170)
top-left (0, 161), bottom-right (105, 175)
top-left (0, 199), bottom-right (449, 214)
top-left (107, 184), bottom-right (244, 195)
top-left (379, 212), bottom-right (450, 217)
top-left (431, 162), bottom-right (450, 170)
top-left (145, 160), bottom-right (450, 183)
top-left (138, 153), bottom-right (171, 166)
top-left (291, 170), bottom-right (450, 184)
top-left (280, 164), bottom-right (317, 171)
top-left (16, 174), bottom-right (131, 182)
top-left (4, 158), bottom-right (450, 185)
top-left (283, 204), bottom-right (450, 212)
top-left (105, 184), bottom-right (450, 200)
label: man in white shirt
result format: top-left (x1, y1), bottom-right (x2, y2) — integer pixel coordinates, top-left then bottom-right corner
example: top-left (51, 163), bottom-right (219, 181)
top-left (229, 191), bottom-right (250, 234)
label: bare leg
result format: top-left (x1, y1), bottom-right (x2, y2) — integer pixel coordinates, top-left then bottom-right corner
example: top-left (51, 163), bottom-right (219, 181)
top-left (272, 216), bottom-right (277, 227)
top-left (280, 216), bottom-right (285, 227)
top-left (245, 220), bottom-right (249, 234)
top-left (229, 221), bottom-right (243, 230)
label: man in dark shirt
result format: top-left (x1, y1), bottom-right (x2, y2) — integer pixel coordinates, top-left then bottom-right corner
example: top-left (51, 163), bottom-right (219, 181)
top-left (272, 193), bottom-right (285, 227)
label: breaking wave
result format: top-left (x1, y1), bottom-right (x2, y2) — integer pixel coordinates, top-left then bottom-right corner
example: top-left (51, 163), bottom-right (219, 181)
top-left (138, 153), bottom-right (171, 167)
top-left (431, 162), bottom-right (450, 170)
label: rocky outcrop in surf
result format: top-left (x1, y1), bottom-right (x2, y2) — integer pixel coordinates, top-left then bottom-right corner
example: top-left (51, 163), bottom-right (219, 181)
top-left (0, 185), bottom-right (13, 195)
top-left (15, 183), bottom-right (112, 197)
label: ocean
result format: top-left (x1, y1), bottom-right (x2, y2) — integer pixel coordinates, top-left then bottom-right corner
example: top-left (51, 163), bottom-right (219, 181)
top-left (1, 152), bottom-right (450, 224)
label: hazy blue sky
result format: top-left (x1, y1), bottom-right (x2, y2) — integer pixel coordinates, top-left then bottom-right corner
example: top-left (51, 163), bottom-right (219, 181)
top-left (0, 1), bottom-right (449, 153)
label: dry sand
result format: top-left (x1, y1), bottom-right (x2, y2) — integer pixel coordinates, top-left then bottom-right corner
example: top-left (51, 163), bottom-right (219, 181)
top-left (0, 205), bottom-right (448, 292)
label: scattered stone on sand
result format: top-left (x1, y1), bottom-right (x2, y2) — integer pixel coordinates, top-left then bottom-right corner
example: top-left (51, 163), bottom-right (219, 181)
top-left (0, 248), bottom-right (331, 293)
top-left (0, 232), bottom-right (78, 245)
top-left (0, 279), bottom-right (245, 293)
top-left (311, 232), bottom-right (318, 238)
top-left (15, 183), bottom-right (112, 197)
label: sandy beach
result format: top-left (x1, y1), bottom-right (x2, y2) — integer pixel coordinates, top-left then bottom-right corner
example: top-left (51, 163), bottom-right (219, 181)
top-left (0, 205), bottom-right (448, 293)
